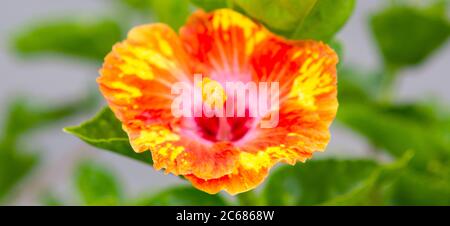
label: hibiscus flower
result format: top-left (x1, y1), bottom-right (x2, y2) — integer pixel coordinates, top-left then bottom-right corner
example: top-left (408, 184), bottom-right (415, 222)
top-left (98, 9), bottom-right (338, 195)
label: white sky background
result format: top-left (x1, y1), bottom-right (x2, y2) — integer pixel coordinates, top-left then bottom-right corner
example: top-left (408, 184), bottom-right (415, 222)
top-left (0, 1), bottom-right (449, 205)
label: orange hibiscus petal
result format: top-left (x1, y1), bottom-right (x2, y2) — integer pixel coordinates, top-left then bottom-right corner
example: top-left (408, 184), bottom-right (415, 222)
top-left (244, 38), bottom-right (338, 163)
top-left (180, 9), bottom-right (270, 83)
top-left (185, 164), bottom-right (269, 195)
top-left (98, 23), bottom-right (192, 133)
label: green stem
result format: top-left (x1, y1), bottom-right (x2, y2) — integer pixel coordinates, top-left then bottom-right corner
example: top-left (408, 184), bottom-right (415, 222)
top-left (236, 190), bottom-right (260, 206)
top-left (379, 66), bottom-right (399, 104)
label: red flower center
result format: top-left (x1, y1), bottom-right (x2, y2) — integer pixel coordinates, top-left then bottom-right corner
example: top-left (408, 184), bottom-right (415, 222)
top-left (194, 107), bottom-right (255, 143)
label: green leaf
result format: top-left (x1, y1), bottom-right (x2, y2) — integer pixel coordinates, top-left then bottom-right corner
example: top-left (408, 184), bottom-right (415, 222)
top-left (338, 66), bottom-right (450, 174)
top-left (190, 0), bottom-right (355, 41)
top-left (236, 190), bottom-right (262, 206)
top-left (263, 154), bottom-right (412, 206)
top-left (0, 95), bottom-right (95, 202)
top-left (328, 39), bottom-right (345, 69)
top-left (190, 0), bottom-right (229, 11)
top-left (75, 161), bottom-right (122, 205)
top-left (121, 0), bottom-right (190, 30)
top-left (234, 0), bottom-right (318, 32)
top-left (236, 0), bottom-right (355, 41)
top-left (40, 192), bottom-right (65, 206)
top-left (2, 94), bottom-right (97, 142)
top-left (132, 186), bottom-right (228, 206)
top-left (391, 168), bottom-right (450, 205)
top-left (12, 19), bottom-right (123, 61)
top-left (338, 66), bottom-right (383, 103)
top-left (329, 39), bottom-right (343, 60)
top-left (370, 5), bottom-right (450, 67)
top-left (0, 146), bottom-right (38, 202)
top-left (263, 159), bottom-right (379, 205)
top-left (150, 0), bottom-right (191, 30)
top-left (120, 0), bottom-right (153, 11)
top-left (290, 0), bottom-right (356, 41)
top-left (64, 107), bottom-right (153, 165)
top-left (337, 101), bottom-right (450, 170)
top-left (323, 152), bottom-right (413, 205)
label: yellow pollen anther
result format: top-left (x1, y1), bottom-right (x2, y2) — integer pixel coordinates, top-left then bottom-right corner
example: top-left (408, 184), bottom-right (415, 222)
top-left (197, 77), bottom-right (227, 107)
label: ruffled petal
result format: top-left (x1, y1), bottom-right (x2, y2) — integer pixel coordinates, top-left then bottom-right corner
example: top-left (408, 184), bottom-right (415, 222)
top-left (180, 9), bottom-right (271, 83)
top-left (98, 23), bottom-right (192, 134)
top-left (185, 162), bottom-right (269, 195)
top-left (246, 37), bottom-right (338, 164)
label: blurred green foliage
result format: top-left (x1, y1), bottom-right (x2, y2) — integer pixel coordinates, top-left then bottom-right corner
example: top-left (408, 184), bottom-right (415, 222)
top-left (150, 0), bottom-right (190, 30)
top-left (391, 169), bottom-right (450, 205)
top-left (4, 94), bottom-right (97, 140)
top-left (289, 0), bottom-right (356, 41)
top-left (264, 153), bottom-right (412, 205)
top-left (335, 1), bottom-right (450, 205)
top-left (232, 0), bottom-right (319, 33)
top-left (370, 3), bottom-right (450, 68)
top-left (13, 19), bottom-right (123, 61)
top-left (75, 161), bottom-right (123, 205)
top-left (132, 186), bottom-right (228, 206)
top-left (55, 157), bottom-right (415, 206)
top-left (120, 0), bottom-right (154, 11)
top-left (40, 192), bottom-right (65, 206)
top-left (338, 66), bottom-right (450, 168)
top-left (46, 160), bottom-right (228, 206)
top-left (0, 94), bottom-right (97, 203)
top-left (0, 144), bottom-right (37, 202)
top-left (121, 0), bottom-right (190, 30)
top-left (264, 159), bottom-right (378, 205)
top-left (42, 161), bottom-right (125, 205)
top-left (338, 101), bottom-right (450, 170)
top-left (190, 0), bottom-right (229, 11)
top-left (5, 0), bottom-right (450, 205)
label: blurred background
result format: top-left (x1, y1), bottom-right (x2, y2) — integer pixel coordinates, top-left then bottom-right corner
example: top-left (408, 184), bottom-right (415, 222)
top-left (1, 0), bottom-right (449, 205)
